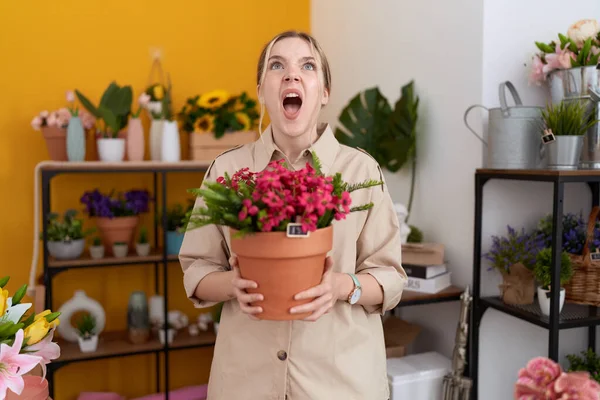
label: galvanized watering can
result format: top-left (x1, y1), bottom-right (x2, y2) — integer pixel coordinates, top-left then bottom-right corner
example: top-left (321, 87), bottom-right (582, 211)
top-left (464, 81), bottom-right (545, 169)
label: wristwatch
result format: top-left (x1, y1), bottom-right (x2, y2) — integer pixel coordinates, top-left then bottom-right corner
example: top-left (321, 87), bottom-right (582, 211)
top-left (346, 273), bottom-right (362, 305)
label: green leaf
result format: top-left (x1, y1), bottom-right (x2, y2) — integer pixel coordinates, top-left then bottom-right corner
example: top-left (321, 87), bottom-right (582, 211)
top-left (535, 41), bottom-right (555, 53)
top-left (108, 86), bottom-right (133, 116)
top-left (44, 311), bottom-right (61, 324)
top-left (11, 284), bottom-right (27, 305)
top-left (98, 105), bottom-right (119, 134)
top-left (21, 313), bottom-right (35, 328)
top-left (559, 33), bottom-right (569, 48)
top-left (75, 90), bottom-right (100, 118)
top-left (581, 38), bottom-right (593, 64)
top-left (100, 82), bottom-right (120, 109)
top-left (0, 276), bottom-right (9, 288)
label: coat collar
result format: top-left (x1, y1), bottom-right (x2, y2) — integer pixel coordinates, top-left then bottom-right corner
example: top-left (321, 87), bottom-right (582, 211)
top-left (253, 123), bottom-right (339, 175)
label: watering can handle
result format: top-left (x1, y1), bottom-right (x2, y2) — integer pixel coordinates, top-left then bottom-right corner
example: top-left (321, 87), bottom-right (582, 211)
top-left (464, 104), bottom-right (489, 146)
top-left (499, 81), bottom-right (523, 117)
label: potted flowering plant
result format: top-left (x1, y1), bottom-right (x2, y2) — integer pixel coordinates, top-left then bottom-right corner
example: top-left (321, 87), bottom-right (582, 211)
top-left (533, 247), bottom-right (574, 316)
top-left (483, 225), bottom-right (545, 305)
top-left (42, 209), bottom-right (95, 260)
top-left (515, 356), bottom-right (600, 399)
top-left (75, 82), bottom-right (133, 162)
top-left (80, 189), bottom-right (151, 255)
top-left (186, 154), bottom-right (382, 320)
top-left (179, 90), bottom-right (259, 161)
top-left (0, 275), bottom-right (61, 399)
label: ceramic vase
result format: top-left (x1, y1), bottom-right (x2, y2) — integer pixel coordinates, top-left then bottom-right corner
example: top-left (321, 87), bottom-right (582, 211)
top-left (128, 291), bottom-right (150, 344)
top-left (537, 286), bottom-right (566, 316)
top-left (78, 334), bottom-right (98, 352)
top-left (161, 120), bottom-right (181, 162)
top-left (150, 119), bottom-right (165, 161)
top-left (41, 126), bottom-right (68, 161)
top-left (166, 230), bottom-right (185, 255)
top-left (66, 116), bottom-right (86, 162)
top-left (127, 118), bottom-right (145, 161)
top-left (96, 216), bottom-right (139, 255)
top-left (97, 138), bottom-right (126, 162)
top-left (230, 225), bottom-right (333, 321)
top-left (57, 290), bottom-right (106, 342)
top-left (47, 239), bottom-right (85, 260)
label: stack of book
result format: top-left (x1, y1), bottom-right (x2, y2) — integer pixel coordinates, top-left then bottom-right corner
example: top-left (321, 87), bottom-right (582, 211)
top-left (401, 242), bottom-right (452, 294)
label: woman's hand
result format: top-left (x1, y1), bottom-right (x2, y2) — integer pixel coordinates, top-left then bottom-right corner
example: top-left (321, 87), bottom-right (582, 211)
top-left (290, 257), bottom-right (347, 321)
top-left (230, 256), bottom-right (263, 320)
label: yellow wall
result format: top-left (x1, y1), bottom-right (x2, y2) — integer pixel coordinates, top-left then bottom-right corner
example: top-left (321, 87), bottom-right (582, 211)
top-left (0, 1), bottom-right (309, 398)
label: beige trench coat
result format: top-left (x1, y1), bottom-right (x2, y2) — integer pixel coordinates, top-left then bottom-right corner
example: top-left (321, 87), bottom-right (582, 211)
top-left (180, 123), bottom-right (407, 400)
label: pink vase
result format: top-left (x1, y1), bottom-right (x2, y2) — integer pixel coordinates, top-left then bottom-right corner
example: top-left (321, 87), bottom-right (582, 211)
top-left (6, 376), bottom-right (49, 399)
top-left (126, 118), bottom-right (144, 161)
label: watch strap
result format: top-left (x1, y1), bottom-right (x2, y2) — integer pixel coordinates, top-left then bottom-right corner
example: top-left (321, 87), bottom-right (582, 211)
top-left (348, 273), bottom-right (361, 289)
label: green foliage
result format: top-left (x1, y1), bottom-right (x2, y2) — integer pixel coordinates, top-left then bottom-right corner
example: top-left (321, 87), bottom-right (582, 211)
top-left (335, 81), bottom-right (418, 173)
top-left (91, 236), bottom-right (102, 246)
top-left (138, 227), bottom-right (148, 244)
top-left (567, 348), bottom-right (600, 383)
top-left (407, 225), bottom-right (424, 243)
top-left (541, 100), bottom-right (599, 136)
top-left (535, 34), bottom-right (600, 67)
top-left (165, 201), bottom-right (195, 232)
top-left (76, 313), bottom-right (97, 338)
top-left (41, 209), bottom-right (95, 242)
top-left (76, 81), bottom-right (133, 138)
top-left (533, 247), bottom-right (573, 289)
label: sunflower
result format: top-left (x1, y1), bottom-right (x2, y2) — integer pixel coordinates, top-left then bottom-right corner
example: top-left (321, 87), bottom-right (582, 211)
top-left (194, 115), bottom-right (215, 133)
top-left (235, 112), bottom-right (251, 131)
top-left (152, 84), bottom-right (164, 100)
top-left (197, 90), bottom-right (230, 110)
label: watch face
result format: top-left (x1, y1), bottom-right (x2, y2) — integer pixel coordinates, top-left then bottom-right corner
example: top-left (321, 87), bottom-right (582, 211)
top-left (350, 288), bottom-right (362, 304)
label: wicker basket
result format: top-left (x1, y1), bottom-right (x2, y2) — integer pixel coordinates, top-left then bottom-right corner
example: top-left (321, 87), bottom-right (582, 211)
top-left (564, 206), bottom-right (600, 306)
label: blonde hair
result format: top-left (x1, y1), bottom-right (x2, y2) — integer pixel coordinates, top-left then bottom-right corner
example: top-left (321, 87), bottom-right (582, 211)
top-left (256, 31), bottom-right (332, 138)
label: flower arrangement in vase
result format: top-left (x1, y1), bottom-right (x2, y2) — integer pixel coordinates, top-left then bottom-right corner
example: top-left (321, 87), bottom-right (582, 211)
top-left (179, 90), bottom-right (260, 161)
top-left (533, 247), bottom-right (574, 316)
top-left (80, 188), bottom-right (151, 254)
top-left (483, 225), bottom-right (545, 305)
top-left (75, 82), bottom-right (133, 162)
top-left (41, 209), bottom-right (95, 260)
top-left (529, 19), bottom-right (600, 85)
top-left (157, 75), bottom-right (181, 162)
top-left (185, 154), bottom-right (382, 320)
top-left (514, 356), bottom-right (600, 399)
top-left (0, 275), bottom-right (61, 399)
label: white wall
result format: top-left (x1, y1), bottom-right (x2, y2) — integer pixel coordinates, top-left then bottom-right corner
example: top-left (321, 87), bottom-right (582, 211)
top-left (311, 1), bottom-right (600, 399)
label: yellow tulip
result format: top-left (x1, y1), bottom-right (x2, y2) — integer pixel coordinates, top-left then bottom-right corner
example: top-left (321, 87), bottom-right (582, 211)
top-left (35, 309), bottom-right (60, 328)
top-left (0, 289), bottom-right (8, 315)
top-left (24, 310), bottom-right (59, 345)
top-left (153, 85), bottom-right (164, 100)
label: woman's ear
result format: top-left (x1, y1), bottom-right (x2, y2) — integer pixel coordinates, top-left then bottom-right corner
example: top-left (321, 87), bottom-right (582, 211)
top-left (257, 84), bottom-right (264, 104)
top-left (321, 88), bottom-right (330, 106)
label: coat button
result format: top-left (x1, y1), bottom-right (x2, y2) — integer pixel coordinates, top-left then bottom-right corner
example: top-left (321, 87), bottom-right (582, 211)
top-left (277, 350), bottom-right (287, 361)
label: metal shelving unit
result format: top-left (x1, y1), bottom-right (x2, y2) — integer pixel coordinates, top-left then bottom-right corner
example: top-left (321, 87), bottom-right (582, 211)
top-left (468, 168), bottom-right (600, 400)
top-left (39, 161), bottom-right (213, 399)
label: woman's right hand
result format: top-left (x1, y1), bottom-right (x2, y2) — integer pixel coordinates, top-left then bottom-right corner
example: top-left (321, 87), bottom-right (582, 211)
top-left (230, 256), bottom-right (263, 319)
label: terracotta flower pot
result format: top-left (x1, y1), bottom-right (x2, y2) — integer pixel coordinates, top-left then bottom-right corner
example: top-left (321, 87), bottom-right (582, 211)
top-left (41, 126), bottom-right (68, 161)
top-left (96, 216), bottom-right (139, 255)
top-left (230, 225), bottom-right (333, 320)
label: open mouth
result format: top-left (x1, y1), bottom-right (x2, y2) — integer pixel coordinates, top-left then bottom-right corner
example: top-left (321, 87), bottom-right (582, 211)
top-left (282, 91), bottom-right (303, 119)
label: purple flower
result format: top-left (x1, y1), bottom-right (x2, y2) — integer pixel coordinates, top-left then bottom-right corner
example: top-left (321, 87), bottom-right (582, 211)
top-left (535, 212), bottom-right (600, 255)
top-left (80, 189), bottom-right (152, 218)
top-left (484, 225), bottom-right (545, 272)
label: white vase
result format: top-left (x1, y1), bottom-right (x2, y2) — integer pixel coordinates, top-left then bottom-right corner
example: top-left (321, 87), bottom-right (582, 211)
top-left (47, 239), bottom-right (85, 260)
top-left (89, 245), bottom-right (104, 259)
top-left (78, 335), bottom-right (98, 353)
top-left (159, 328), bottom-right (176, 345)
top-left (136, 242), bottom-right (151, 256)
top-left (57, 290), bottom-right (106, 342)
top-left (537, 286), bottom-right (566, 316)
top-left (112, 244), bottom-right (128, 258)
top-left (149, 295), bottom-right (165, 327)
top-left (161, 120), bottom-right (181, 162)
top-left (150, 119), bottom-right (165, 161)
top-left (97, 138), bottom-right (125, 162)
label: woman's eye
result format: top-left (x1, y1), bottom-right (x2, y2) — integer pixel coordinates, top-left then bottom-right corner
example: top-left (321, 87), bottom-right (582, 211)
top-left (303, 63), bottom-right (315, 71)
top-left (270, 62), bottom-right (283, 70)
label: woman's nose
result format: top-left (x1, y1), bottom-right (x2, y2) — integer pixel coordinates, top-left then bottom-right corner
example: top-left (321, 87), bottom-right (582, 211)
top-left (284, 73), bottom-right (300, 82)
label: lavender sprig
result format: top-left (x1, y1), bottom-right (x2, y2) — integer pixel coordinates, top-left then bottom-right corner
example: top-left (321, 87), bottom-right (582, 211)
top-left (484, 225), bottom-right (546, 273)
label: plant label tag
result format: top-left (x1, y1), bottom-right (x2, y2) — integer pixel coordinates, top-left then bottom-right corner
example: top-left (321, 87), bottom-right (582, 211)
top-left (286, 223), bottom-right (310, 238)
top-left (542, 131), bottom-right (555, 144)
top-left (590, 252), bottom-right (600, 261)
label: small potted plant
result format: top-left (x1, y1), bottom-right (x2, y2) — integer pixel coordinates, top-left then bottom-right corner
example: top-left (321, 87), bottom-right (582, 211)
top-left (43, 209), bottom-right (95, 260)
top-left (76, 312), bottom-right (98, 353)
top-left (89, 236), bottom-right (104, 259)
top-left (158, 322), bottom-right (176, 345)
top-left (165, 201), bottom-right (193, 255)
top-left (534, 247), bottom-right (574, 315)
top-left (483, 225), bottom-right (545, 305)
top-left (567, 348), bottom-right (600, 384)
top-left (112, 241), bottom-right (128, 258)
top-left (135, 227), bottom-right (151, 256)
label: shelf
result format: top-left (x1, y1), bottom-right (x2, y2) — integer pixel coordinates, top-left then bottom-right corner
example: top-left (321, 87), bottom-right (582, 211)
top-left (480, 297), bottom-right (600, 329)
top-left (476, 168), bottom-right (600, 183)
top-left (39, 160), bottom-right (212, 175)
top-left (398, 285), bottom-right (464, 307)
top-left (48, 250), bottom-right (179, 270)
top-left (54, 328), bottom-right (216, 365)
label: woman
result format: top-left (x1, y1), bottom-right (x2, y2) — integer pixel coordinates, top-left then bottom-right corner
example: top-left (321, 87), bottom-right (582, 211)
top-left (179, 30), bottom-right (407, 400)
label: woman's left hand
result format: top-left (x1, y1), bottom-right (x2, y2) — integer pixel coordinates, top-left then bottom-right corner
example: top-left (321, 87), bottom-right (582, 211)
top-left (290, 257), bottom-right (345, 321)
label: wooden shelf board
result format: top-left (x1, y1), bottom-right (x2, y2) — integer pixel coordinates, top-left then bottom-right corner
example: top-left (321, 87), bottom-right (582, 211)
top-left (477, 168), bottom-right (600, 177)
top-left (55, 329), bottom-right (216, 364)
top-left (38, 160), bottom-right (212, 172)
top-left (399, 285), bottom-right (464, 306)
top-left (48, 250), bottom-right (179, 269)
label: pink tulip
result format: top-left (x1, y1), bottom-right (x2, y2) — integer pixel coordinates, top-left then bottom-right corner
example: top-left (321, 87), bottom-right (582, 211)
top-left (0, 330), bottom-right (43, 399)
top-left (551, 372), bottom-right (600, 399)
top-left (23, 329), bottom-right (60, 379)
top-left (31, 116), bottom-right (42, 131)
top-left (66, 90), bottom-right (75, 103)
top-left (139, 93), bottom-right (151, 107)
top-left (5, 375), bottom-right (48, 400)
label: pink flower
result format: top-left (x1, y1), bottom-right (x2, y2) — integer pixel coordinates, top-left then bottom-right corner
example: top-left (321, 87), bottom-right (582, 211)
top-left (79, 109), bottom-right (96, 130)
top-left (0, 329), bottom-right (44, 399)
top-left (544, 43), bottom-right (574, 73)
top-left (138, 93), bottom-right (151, 107)
top-left (39, 111), bottom-right (49, 118)
top-left (45, 113), bottom-right (57, 127)
top-left (65, 90), bottom-right (75, 103)
top-left (5, 375), bottom-right (48, 400)
top-left (514, 357), bottom-right (562, 399)
top-left (529, 55), bottom-right (546, 86)
top-left (551, 372), bottom-right (600, 399)
top-left (31, 116), bottom-right (42, 131)
top-left (22, 329), bottom-right (60, 379)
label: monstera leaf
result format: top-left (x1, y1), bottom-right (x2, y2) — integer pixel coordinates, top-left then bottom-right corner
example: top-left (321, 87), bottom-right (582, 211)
top-left (335, 81), bottom-right (418, 173)
top-left (76, 81), bottom-right (133, 137)
top-left (335, 87), bottom-right (392, 166)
